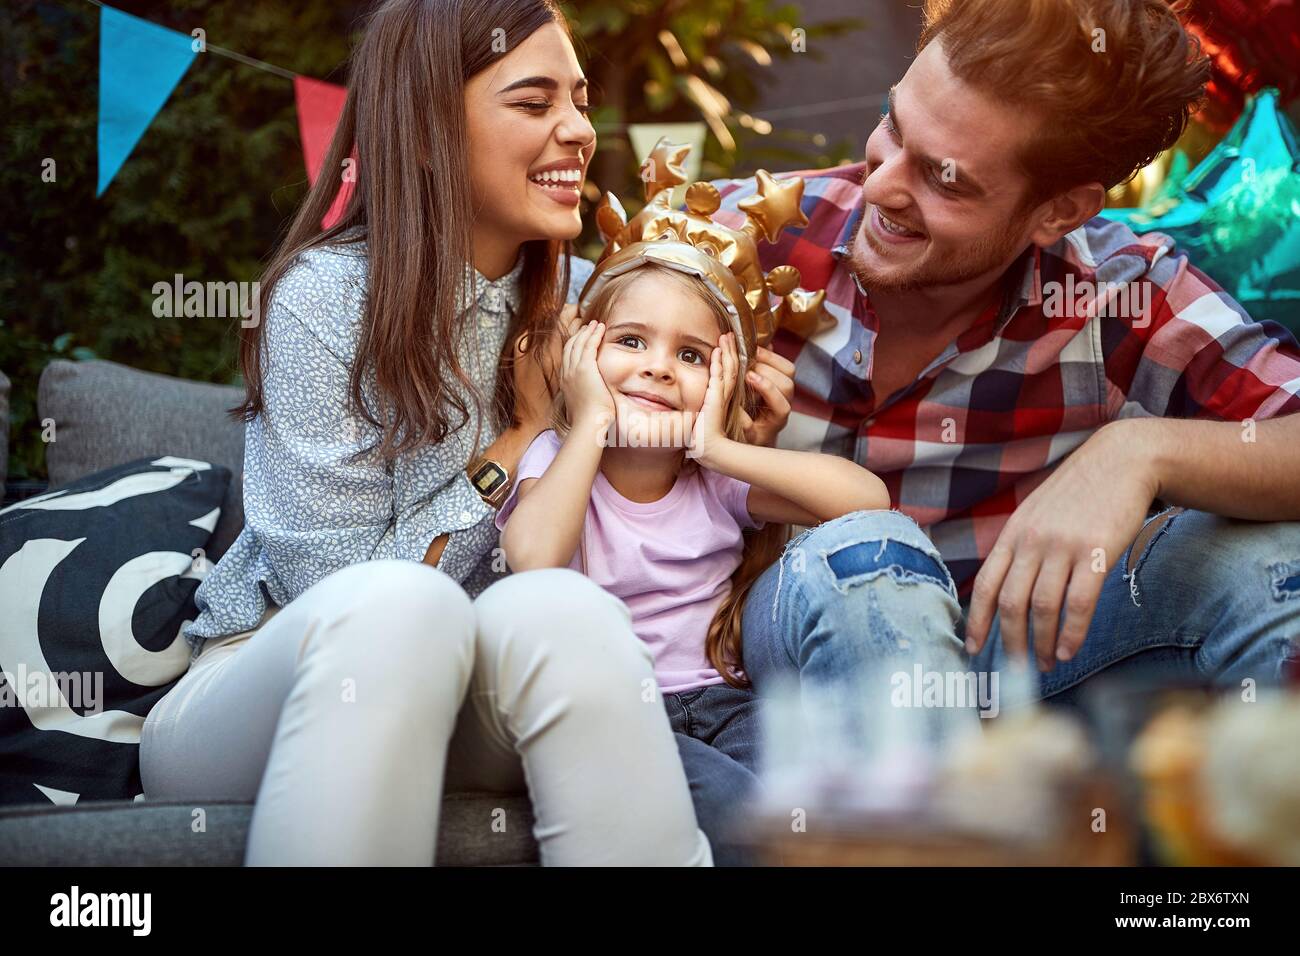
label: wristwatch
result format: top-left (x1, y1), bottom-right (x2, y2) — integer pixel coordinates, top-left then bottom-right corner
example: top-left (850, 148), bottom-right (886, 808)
top-left (467, 455), bottom-right (510, 507)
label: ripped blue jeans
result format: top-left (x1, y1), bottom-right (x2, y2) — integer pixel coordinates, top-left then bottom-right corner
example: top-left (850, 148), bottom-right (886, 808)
top-left (740, 508), bottom-right (1300, 715)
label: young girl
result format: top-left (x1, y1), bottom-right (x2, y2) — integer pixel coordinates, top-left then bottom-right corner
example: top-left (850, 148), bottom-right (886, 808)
top-left (496, 256), bottom-right (890, 864)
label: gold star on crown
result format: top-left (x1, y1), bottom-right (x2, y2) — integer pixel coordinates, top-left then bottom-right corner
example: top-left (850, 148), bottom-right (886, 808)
top-left (578, 137), bottom-right (832, 368)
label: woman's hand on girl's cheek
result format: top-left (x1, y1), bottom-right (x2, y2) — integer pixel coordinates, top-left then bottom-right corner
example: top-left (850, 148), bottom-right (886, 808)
top-left (557, 303), bottom-right (580, 338)
top-left (511, 330), bottom-right (556, 432)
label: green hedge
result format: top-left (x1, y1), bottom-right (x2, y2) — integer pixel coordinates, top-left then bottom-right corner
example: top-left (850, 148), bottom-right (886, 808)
top-left (1, 0), bottom-right (857, 481)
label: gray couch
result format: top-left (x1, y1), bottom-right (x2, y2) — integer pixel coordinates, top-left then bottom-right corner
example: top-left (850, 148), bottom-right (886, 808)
top-left (0, 360), bottom-right (539, 865)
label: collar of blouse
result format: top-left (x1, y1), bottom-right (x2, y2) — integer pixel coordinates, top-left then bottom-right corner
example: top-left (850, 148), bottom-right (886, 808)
top-left (470, 251), bottom-right (524, 318)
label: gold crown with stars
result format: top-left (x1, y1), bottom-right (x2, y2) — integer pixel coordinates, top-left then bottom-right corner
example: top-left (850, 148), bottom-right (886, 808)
top-left (577, 137), bottom-right (833, 370)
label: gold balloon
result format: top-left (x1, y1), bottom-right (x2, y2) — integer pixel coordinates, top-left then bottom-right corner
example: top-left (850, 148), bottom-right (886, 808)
top-left (580, 136), bottom-right (834, 367)
top-left (737, 169), bottom-right (810, 243)
top-left (773, 288), bottom-right (834, 343)
top-left (594, 192), bottom-right (628, 246)
top-left (639, 138), bottom-right (691, 204)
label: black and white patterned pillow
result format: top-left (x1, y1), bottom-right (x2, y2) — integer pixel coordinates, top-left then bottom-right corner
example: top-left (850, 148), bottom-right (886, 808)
top-left (0, 456), bottom-right (230, 806)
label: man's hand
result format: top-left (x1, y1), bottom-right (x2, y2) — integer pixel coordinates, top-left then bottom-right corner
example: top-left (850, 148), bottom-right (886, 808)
top-left (964, 420), bottom-right (1160, 670)
top-left (740, 345), bottom-right (795, 447)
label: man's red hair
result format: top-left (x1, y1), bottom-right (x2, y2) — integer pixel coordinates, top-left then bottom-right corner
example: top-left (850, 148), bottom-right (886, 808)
top-left (919, 0), bottom-right (1210, 202)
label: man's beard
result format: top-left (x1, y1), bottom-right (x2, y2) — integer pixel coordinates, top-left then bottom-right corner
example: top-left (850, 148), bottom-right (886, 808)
top-left (848, 206), bottom-right (1030, 294)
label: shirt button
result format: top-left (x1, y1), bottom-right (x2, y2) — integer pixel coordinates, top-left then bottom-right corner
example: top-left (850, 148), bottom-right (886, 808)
top-left (853, 349), bottom-right (863, 364)
top-left (460, 510), bottom-right (474, 523)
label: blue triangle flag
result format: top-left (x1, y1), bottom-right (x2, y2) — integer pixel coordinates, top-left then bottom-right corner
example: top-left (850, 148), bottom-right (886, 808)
top-left (97, 6), bottom-right (198, 196)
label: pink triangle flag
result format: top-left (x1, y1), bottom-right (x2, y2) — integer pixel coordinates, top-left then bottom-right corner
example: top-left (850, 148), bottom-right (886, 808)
top-left (293, 75), bottom-right (353, 229)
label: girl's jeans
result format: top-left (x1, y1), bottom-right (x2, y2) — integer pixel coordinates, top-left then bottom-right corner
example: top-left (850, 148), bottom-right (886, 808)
top-left (664, 684), bottom-right (764, 866)
top-left (741, 507), bottom-right (1300, 718)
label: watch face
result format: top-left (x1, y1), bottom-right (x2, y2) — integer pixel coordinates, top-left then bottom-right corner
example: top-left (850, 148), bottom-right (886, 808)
top-left (474, 462), bottom-right (508, 496)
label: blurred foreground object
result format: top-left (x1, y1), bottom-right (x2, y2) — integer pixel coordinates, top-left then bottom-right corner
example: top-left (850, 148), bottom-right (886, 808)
top-left (1132, 693), bottom-right (1300, 866)
top-left (743, 673), bottom-right (1135, 866)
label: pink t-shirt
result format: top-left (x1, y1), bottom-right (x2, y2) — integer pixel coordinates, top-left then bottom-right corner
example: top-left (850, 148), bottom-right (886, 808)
top-left (495, 429), bottom-right (765, 693)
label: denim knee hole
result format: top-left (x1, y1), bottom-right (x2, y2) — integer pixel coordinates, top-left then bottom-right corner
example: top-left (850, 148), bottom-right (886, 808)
top-left (1123, 506), bottom-right (1185, 607)
top-left (820, 538), bottom-right (956, 600)
top-left (1269, 561), bottom-right (1300, 602)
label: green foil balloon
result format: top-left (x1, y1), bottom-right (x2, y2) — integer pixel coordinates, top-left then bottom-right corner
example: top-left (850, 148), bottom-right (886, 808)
top-left (1101, 89), bottom-right (1300, 337)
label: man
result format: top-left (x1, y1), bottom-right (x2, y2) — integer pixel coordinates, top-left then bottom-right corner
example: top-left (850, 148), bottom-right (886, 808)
top-left (718, 0), bottom-right (1300, 711)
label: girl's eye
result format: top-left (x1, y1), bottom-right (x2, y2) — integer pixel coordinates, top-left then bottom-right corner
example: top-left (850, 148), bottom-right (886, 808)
top-left (616, 335), bottom-right (643, 349)
top-left (679, 349), bottom-right (704, 365)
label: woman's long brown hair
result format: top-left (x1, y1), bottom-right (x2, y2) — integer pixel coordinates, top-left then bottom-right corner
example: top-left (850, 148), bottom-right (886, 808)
top-left (550, 266), bottom-right (790, 689)
top-left (234, 0), bottom-right (571, 461)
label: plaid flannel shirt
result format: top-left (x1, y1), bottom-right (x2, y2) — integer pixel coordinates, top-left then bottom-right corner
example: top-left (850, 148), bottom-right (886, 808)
top-left (712, 162), bottom-right (1300, 601)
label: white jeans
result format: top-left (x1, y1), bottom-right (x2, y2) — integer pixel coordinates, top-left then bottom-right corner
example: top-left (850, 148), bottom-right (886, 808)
top-left (139, 560), bottom-right (712, 866)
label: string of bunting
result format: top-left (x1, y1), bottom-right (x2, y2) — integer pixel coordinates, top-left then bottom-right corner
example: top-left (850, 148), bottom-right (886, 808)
top-left (86, 0), bottom-right (882, 219)
top-left (88, 0), bottom-right (354, 227)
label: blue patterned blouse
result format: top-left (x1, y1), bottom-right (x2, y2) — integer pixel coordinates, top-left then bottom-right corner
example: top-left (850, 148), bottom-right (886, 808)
top-left (184, 237), bottom-right (594, 657)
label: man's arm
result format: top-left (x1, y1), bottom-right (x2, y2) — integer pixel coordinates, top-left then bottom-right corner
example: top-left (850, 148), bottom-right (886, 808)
top-left (966, 241), bottom-right (1300, 669)
top-left (1139, 413), bottom-right (1300, 519)
top-left (964, 411), bottom-right (1300, 670)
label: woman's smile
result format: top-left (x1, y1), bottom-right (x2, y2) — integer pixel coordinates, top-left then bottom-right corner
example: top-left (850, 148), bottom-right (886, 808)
top-left (528, 157), bottom-right (584, 206)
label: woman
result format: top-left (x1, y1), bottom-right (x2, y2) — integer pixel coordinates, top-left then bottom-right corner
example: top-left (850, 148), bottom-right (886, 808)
top-left (138, 0), bottom-right (716, 866)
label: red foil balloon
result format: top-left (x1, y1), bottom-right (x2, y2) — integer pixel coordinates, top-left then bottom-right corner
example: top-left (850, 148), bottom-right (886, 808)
top-left (1183, 0), bottom-right (1300, 132)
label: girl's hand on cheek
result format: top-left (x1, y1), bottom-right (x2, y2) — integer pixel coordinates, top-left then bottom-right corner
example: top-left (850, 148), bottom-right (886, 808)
top-left (561, 320), bottom-right (616, 433)
top-left (689, 332), bottom-right (738, 462)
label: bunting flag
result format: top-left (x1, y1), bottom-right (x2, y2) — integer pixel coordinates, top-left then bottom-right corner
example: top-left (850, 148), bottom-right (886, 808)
top-left (88, 2), bottom-right (902, 232)
top-left (293, 76), bottom-right (352, 229)
top-left (96, 6), bottom-right (197, 196)
top-left (94, 2), bottom-right (354, 221)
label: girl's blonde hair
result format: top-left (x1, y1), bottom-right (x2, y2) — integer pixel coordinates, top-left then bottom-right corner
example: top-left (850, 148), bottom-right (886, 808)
top-left (547, 263), bottom-right (789, 688)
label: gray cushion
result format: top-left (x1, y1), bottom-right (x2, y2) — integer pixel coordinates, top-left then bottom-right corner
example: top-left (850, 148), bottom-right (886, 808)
top-left (21, 362), bottom-right (542, 866)
top-left (38, 360), bottom-right (246, 560)
top-left (0, 794), bottom-right (538, 866)
top-left (0, 368), bottom-right (9, 489)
